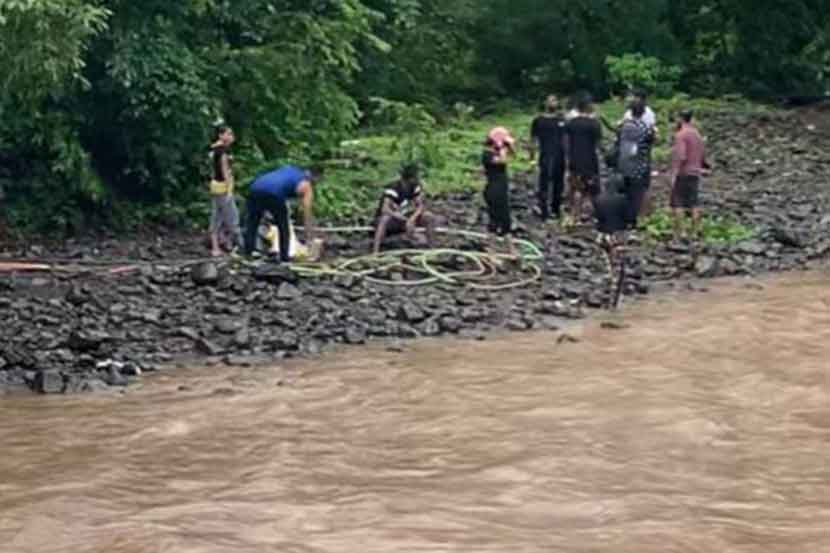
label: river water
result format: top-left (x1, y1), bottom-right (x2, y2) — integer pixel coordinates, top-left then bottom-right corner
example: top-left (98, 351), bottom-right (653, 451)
top-left (1, 272), bottom-right (829, 553)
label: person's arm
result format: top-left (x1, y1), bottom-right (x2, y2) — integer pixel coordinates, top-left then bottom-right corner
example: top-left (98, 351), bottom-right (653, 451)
top-left (220, 153), bottom-right (233, 189)
top-left (669, 135), bottom-right (687, 185)
top-left (382, 197), bottom-right (406, 221)
top-left (298, 180), bottom-right (314, 242)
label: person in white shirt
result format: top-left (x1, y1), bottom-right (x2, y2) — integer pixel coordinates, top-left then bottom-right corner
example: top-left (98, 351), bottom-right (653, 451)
top-left (622, 90), bottom-right (657, 130)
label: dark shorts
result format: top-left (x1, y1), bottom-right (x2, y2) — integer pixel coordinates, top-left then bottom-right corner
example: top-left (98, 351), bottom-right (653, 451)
top-left (372, 213), bottom-right (432, 237)
top-left (671, 175), bottom-right (700, 209)
top-left (568, 173), bottom-right (600, 197)
top-left (484, 179), bottom-right (511, 236)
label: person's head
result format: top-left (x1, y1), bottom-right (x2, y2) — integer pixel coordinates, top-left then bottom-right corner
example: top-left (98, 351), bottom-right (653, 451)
top-left (213, 124), bottom-right (235, 146)
top-left (305, 165), bottom-right (324, 185)
top-left (630, 100), bottom-right (646, 120)
top-left (400, 164), bottom-right (420, 187)
top-left (675, 108), bottom-right (694, 128)
top-left (576, 92), bottom-right (594, 114)
top-left (633, 89), bottom-right (648, 103)
top-left (544, 95), bottom-right (559, 113)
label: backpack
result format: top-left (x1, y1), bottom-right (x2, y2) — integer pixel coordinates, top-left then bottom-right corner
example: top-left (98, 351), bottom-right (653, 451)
top-left (617, 119), bottom-right (645, 178)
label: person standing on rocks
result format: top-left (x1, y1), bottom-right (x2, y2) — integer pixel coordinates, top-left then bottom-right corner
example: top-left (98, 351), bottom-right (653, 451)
top-left (615, 100), bottom-right (655, 230)
top-left (208, 124), bottom-right (244, 257)
top-left (244, 165), bottom-right (320, 262)
top-left (564, 93), bottom-right (603, 228)
top-left (669, 109), bottom-right (708, 241)
top-left (482, 130), bottom-right (517, 256)
top-left (530, 95), bottom-right (568, 222)
top-left (372, 164), bottom-right (437, 254)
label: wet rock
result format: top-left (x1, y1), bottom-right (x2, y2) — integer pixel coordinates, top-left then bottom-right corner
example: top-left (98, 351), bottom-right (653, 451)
top-left (557, 333), bottom-right (580, 344)
top-left (196, 338), bottom-right (224, 356)
top-left (36, 370), bottom-right (64, 394)
top-left (439, 316), bottom-right (462, 333)
top-left (421, 319), bottom-right (442, 336)
top-left (233, 327), bottom-right (251, 348)
top-left (277, 331), bottom-right (300, 351)
top-left (65, 286), bottom-right (89, 306)
top-left (772, 227), bottom-right (806, 249)
top-left (334, 274), bottom-right (359, 290)
top-left (81, 378), bottom-right (110, 393)
top-left (102, 366), bottom-right (128, 387)
top-left (538, 301), bottom-right (571, 317)
top-left (694, 256), bottom-right (719, 278)
top-left (215, 318), bottom-right (243, 335)
top-left (735, 241), bottom-right (766, 256)
top-left (68, 330), bottom-right (111, 352)
top-left (601, 321), bottom-right (630, 330)
top-left (398, 302), bottom-right (426, 323)
top-left (191, 262), bottom-right (219, 285)
top-left (506, 318), bottom-right (531, 331)
top-left (344, 327), bottom-right (367, 345)
top-left (276, 282), bottom-right (301, 300)
top-left (253, 264), bottom-right (298, 285)
top-left (175, 327), bottom-right (201, 341)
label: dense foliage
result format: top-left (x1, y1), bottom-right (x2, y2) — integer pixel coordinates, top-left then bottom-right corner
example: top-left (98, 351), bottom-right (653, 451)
top-left (1, 0), bottom-right (828, 233)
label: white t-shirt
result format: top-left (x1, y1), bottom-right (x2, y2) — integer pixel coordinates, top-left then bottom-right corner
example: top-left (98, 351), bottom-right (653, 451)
top-left (624, 106), bottom-right (656, 128)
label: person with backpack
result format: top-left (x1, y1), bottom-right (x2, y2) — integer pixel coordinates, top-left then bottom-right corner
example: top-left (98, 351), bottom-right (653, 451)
top-left (614, 101), bottom-right (655, 230)
top-left (530, 95), bottom-right (568, 222)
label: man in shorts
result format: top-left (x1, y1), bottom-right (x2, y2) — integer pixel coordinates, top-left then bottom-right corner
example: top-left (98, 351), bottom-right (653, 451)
top-left (372, 164), bottom-right (437, 254)
top-left (564, 93), bottom-right (602, 227)
top-left (669, 109), bottom-right (708, 240)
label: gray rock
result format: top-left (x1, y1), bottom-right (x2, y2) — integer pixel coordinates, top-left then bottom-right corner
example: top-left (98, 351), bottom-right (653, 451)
top-left (735, 241), bottom-right (766, 256)
top-left (176, 327), bottom-right (201, 341)
top-left (439, 316), bottom-right (462, 333)
top-left (421, 319), bottom-right (442, 336)
top-left (398, 303), bottom-right (426, 323)
top-left (277, 331), bottom-right (300, 350)
top-left (694, 256), bottom-right (719, 278)
top-left (276, 282), bottom-right (301, 300)
top-left (196, 338), bottom-right (225, 356)
top-left (233, 327), bottom-right (251, 348)
top-left (344, 327), bottom-right (367, 345)
top-left (36, 370), bottom-right (64, 394)
top-left (68, 330), bottom-right (111, 352)
top-left (215, 318), bottom-right (243, 335)
top-left (191, 262), bottom-right (219, 285)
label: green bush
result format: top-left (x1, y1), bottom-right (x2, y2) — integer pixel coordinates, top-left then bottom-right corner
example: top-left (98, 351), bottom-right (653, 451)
top-left (606, 53), bottom-right (682, 98)
top-left (641, 209), bottom-right (755, 244)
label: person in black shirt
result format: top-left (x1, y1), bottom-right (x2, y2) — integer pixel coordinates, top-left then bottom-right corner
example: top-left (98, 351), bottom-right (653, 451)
top-left (530, 95), bottom-right (567, 221)
top-left (482, 135), bottom-right (516, 256)
top-left (372, 165), bottom-right (436, 254)
top-left (564, 94), bottom-right (603, 227)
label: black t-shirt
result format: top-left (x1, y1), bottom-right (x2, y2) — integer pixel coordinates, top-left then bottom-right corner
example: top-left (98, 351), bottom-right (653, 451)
top-left (566, 116), bottom-right (602, 176)
top-left (482, 149), bottom-right (508, 183)
top-left (531, 114), bottom-right (566, 158)
top-left (374, 179), bottom-right (422, 221)
top-left (210, 145), bottom-right (229, 182)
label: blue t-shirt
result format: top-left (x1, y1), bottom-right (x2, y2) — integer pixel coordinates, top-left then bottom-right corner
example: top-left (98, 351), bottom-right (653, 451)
top-left (250, 165), bottom-right (306, 200)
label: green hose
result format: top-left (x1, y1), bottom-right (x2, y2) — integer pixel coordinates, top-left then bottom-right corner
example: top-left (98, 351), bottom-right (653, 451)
top-left (287, 227), bottom-right (544, 290)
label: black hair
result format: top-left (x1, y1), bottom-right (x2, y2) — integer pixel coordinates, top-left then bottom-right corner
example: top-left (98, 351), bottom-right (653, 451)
top-left (400, 163), bottom-right (420, 180)
top-left (679, 109), bottom-right (694, 123)
top-left (213, 124), bottom-right (232, 142)
top-left (633, 89), bottom-right (647, 100)
top-left (630, 101), bottom-right (646, 119)
top-left (576, 92), bottom-right (594, 113)
top-left (307, 165), bottom-right (324, 182)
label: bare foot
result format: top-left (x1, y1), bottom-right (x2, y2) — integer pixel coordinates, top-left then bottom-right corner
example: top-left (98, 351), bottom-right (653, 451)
top-left (210, 249), bottom-right (223, 258)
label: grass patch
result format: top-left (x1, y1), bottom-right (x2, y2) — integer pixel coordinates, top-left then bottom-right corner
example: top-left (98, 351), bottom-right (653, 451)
top-left (641, 208), bottom-right (755, 244)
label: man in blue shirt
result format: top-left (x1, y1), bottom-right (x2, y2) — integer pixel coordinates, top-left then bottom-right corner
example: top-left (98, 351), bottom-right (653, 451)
top-left (244, 165), bottom-right (320, 261)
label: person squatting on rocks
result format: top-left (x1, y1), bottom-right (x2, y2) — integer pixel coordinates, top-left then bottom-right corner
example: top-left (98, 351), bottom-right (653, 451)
top-left (615, 100), bottom-right (655, 230)
top-left (208, 124), bottom-right (244, 257)
top-left (530, 95), bottom-right (568, 222)
top-left (564, 93), bottom-right (603, 227)
top-left (482, 128), bottom-right (517, 256)
top-left (669, 109), bottom-right (708, 241)
top-left (372, 164), bottom-right (437, 254)
top-left (244, 165), bottom-right (319, 262)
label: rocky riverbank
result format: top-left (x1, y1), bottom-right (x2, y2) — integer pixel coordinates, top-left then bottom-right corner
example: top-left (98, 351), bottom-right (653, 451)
top-left (2, 105), bottom-right (829, 395)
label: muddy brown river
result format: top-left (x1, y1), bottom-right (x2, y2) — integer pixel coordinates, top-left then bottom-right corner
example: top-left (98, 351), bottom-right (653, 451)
top-left (1, 272), bottom-right (829, 552)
